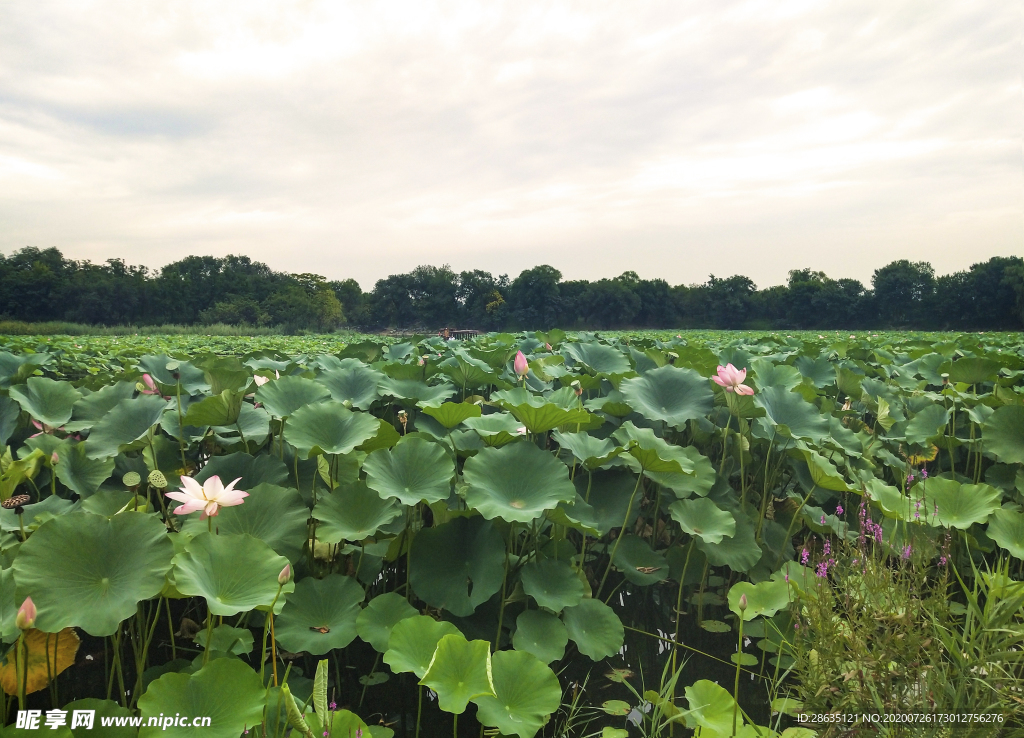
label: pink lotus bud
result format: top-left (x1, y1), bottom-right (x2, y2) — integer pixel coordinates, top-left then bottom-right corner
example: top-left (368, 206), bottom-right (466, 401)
top-left (278, 564), bottom-right (291, 585)
top-left (545, 343), bottom-right (552, 351)
top-left (16, 597), bottom-right (36, 630)
top-left (51, 452), bottom-right (59, 465)
top-left (514, 351), bottom-right (529, 378)
top-left (738, 593), bottom-right (748, 612)
top-left (142, 374), bottom-right (158, 393)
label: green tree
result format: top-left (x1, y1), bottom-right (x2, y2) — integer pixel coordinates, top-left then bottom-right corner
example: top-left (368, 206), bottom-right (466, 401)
top-left (871, 260), bottom-right (935, 327)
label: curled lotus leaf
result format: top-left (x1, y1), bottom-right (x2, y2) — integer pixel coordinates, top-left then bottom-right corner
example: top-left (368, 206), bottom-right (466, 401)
top-left (473, 649), bottom-right (562, 738)
top-left (383, 615), bottom-right (462, 678)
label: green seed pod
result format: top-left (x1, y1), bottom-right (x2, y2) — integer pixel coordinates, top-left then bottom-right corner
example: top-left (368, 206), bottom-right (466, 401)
top-left (122, 472), bottom-right (141, 488)
top-left (148, 470), bottom-right (168, 489)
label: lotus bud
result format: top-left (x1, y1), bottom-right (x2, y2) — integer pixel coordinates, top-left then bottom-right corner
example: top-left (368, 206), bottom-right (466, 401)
top-left (50, 452), bottom-right (59, 466)
top-left (278, 564), bottom-right (291, 586)
top-left (514, 351), bottom-right (529, 378)
top-left (545, 343), bottom-right (552, 352)
top-left (738, 593), bottom-right (748, 612)
top-left (16, 597), bottom-right (36, 630)
top-left (571, 380), bottom-right (582, 397)
top-left (148, 470), bottom-right (168, 489)
top-left (122, 472), bottom-right (141, 489)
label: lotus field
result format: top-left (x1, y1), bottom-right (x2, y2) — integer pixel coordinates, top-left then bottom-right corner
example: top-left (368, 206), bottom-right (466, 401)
top-left (1, 331), bottom-right (1023, 738)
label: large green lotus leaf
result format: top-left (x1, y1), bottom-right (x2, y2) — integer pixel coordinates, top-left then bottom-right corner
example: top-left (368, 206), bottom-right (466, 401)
top-left (473, 649), bottom-right (562, 738)
top-left (562, 599), bottom-right (623, 661)
top-left (182, 483), bottom-right (308, 562)
top-left (138, 354), bottom-right (209, 394)
top-left (728, 579), bottom-right (791, 621)
top-left (551, 431), bottom-right (621, 470)
top-left (983, 406), bottom-right (1024, 464)
top-left (563, 343), bottom-right (631, 375)
top-left (138, 658), bottom-right (265, 738)
top-left (63, 699), bottom-right (135, 738)
top-left (462, 413), bottom-right (524, 447)
top-left (357, 592), bottom-right (418, 652)
top-left (194, 452), bottom-right (290, 489)
top-left (14, 511), bottom-right (172, 636)
top-left (987, 509), bottom-right (1024, 560)
top-left (750, 359), bottom-right (803, 391)
top-left (55, 440), bottom-right (114, 497)
top-left (646, 446), bottom-right (715, 498)
top-left (574, 469), bottom-right (642, 536)
top-left (9, 377), bottom-right (82, 428)
top-left (0, 494), bottom-right (75, 534)
top-left (181, 389), bottom-right (244, 427)
top-left (84, 394), bottom-right (168, 459)
top-left (512, 609), bottom-right (568, 664)
top-left (171, 532), bottom-right (294, 616)
top-left (357, 418), bottom-right (402, 453)
top-left (194, 624), bottom-right (253, 655)
top-left (421, 402), bottom-right (482, 429)
top-left (0, 396), bottom-right (19, 447)
top-left (696, 515), bottom-right (761, 572)
top-left (409, 516), bottom-right (505, 616)
top-left (313, 481), bottom-right (401, 543)
top-left (905, 404), bottom-right (951, 446)
top-left (799, 449), bottom-right (849, 492)
top-left (611, 535), bottom-right (669, 585)
top-left (316, 359), bottom-right (384, 410)
top-left (65, 382), bottom-right (136, 432)
top-left (255, 375), bottom-right (330, 418)
top-left (584, 389), bottom-right (634, 418)
top-left (754, 386), bottom-right (829, 444)
top-left (506, 402), bottom-right (594, 434)
top-left (669, 498), bottom-right (736, 544)
top-left (0, 568), bottom-right (17, 643)
top-left (619, 365), bottom-right (714, 428)
top-left (363, 436), bottom-right (454, 505)
top-left (380, 378), bottom-right (456, 406)
top-left (284, 400), bottom-right (380, 457)
top-left (794, 355), bottom-right (836, 388)
top-left (520, 558), bottom-right (585, 612)
top-left (439, 350), bottom-right (499, 390)
top-left (921, 479), bottom-right (1001, 529)
top-left (948, 357), bottom-right (1002, 385)
top-left (684, 679), bottom-right (737, 736)
top-left (383, 615), bottom-right (462, 678)
top-left (275, 574), bottom-right (364, 654)
top-left (463, 442), bottom-right (576, 523)
top-left (212, 401), bottom-right (271, 444)
top-left (420, 634), bottom-right (494, 714)
top-left (612, 422), bottom-right (691, 474)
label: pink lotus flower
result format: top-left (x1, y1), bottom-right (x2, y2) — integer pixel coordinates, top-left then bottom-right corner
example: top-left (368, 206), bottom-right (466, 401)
top-left (29, 419), bottom-right (63, 438)
top-left (253, 370), bottom-right (280, 387)
top-left (711, 364), bottom-right (754, 395)
top-left (166, 475), bottom-right (248, 519)
top-left (16, 597), bottom-right (35, 630)
top-left (514, 351), bottom-right (529, 378)
top-left (140, 374), bottom-right (160, 394)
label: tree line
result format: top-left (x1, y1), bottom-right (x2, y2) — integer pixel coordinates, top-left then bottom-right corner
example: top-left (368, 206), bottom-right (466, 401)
top-left (0, 247), bottom-right (1021, 332)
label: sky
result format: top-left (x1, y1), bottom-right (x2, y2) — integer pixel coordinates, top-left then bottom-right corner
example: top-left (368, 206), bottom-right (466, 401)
top-left (0, 1), bottom-right (1020, 290)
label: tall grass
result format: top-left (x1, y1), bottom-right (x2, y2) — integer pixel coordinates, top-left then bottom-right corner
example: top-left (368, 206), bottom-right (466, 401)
top-left (0, 321), bottom-right (283, 336)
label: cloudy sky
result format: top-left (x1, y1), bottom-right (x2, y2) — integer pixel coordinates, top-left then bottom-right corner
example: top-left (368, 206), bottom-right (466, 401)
top-left (0, 1), bottom-right (1019, 289)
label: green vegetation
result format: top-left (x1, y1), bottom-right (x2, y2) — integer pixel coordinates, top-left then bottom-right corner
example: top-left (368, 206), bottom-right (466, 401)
top-left (2, 247), bottom-right (1022, 331)
top-left (0, 330), bottom-right (1022, 737)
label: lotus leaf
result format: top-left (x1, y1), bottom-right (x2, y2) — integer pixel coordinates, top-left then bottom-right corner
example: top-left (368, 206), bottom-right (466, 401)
top-left (14, 511), bottom-right (172, 635)
top-left (138, 657), bottom-right (265, 738)
top-left (669, 498), bottom-right (736, 544)
top-left (171, 532), bottom-right (294, 616)
top-left (275, 574), bottom-right (364, 654)
top-left (284, 400), bottom-right (380, 457)
top-left (357, 592), bottom-right (418, 652)
top-left (313, 481), bottom-right (401, 543)
top-left (0, 627), bottom-right (78, 695)
top-left (619, 365), bottom-right (714, 428)
top-left (512, 609), bottom-right (568, 664)
top-left (473, 649), bottom-right (561, 738)
top-left (383, 615), bottom-right (462, 678)
top-left (363, 436), bottom-right (454, 505)
top-left (9, 377), bottom-right (82, 428)
top-left (409, 516), bottom-right (505, 616)
top-left (463, 442), bottom-right (576, 523)
top-left (562, 599), bottom-right (624, 661)
top-left (519, 558), bottom-right (585, 612)
top-left (420, 634), bottom-right (494, 714)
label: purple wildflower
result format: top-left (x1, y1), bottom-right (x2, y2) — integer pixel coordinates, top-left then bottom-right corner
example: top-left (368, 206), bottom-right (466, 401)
top-left (823, 539), bottom-right (831, 557)
top-left (793, 621), bottom-right (800, 630)
top-left (921, 469), bottom-right (928, 479)
top-left (816, 561), bottom-right (828, 578)
top-left (901, 544), bottom-right (912, 560)
top-left (907, 473), bottom-right (915, 483)
top-left (939, 555), bottom-right (947, 566)
top-left (820, 514), bottom-right (826, 526)
top-left (800, 548), bottom-right (809, 565)
top-left (836, 504), bottom-right (844, 516)
top-left (329, 702), bottom-right (337, 711)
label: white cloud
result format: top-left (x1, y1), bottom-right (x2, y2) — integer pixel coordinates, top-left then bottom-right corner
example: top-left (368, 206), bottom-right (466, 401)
top-left (0, 0), bottom-right (1018, 289)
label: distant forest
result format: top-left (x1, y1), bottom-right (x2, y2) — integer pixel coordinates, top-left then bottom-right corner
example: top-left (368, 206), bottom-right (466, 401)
top-left (1, 247), bottom-right (1021, 332)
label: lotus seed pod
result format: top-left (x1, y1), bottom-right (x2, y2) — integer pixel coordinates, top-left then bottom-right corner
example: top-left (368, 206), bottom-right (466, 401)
top-left (148, 470), bottom-right (168, 488)
top-left (122, 472), bottom-right (141, 488)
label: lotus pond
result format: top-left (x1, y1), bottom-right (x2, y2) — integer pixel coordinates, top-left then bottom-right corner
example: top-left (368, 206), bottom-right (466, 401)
top-left (0, 331), bottom-right (1023, 738)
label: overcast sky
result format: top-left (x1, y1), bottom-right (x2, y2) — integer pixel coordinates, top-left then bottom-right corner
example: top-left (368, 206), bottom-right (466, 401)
top-left (0, 1), bottom-right (1019, 289)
